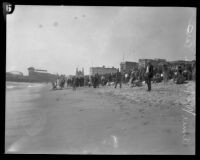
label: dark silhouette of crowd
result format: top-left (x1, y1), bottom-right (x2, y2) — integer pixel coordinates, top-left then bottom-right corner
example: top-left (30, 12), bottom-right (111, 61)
top-left (51, 62), bottom-right (195, 91)
top-left (52, 75), bottom-right (66, 90)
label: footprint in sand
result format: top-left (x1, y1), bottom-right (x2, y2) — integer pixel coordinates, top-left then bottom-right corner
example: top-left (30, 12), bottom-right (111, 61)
top-left (106, 126), bottom-right (112, 130)
top-left (119, 104), bottom-right (125, 109)
top-left (129, 100), bottom-right (135, 104)
top-left (143, 121), bottom-right (150, 125)
top-left (163, 128), bottom-right (172, 134)
top-left (124, 111), bottom-right (131, 116)
top-left (143, 100), bottom-right (147, 104)
top-left (139, 109), bottom-right (145, 113)
top-left (131, 115), bottom-right (138, 120)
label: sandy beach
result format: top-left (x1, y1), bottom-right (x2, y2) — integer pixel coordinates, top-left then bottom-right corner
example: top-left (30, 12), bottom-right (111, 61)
top-left (5, 81), bottom-right (195, 154)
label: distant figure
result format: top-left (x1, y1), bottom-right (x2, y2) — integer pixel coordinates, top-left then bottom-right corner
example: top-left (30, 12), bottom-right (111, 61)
top-left (108, 73), bottom-right (112, 83)
top-left (56, 77), bottom-right (60, 87)
top-left (72, 76), bottom-right (76, 90)
top-left (145, 62), bottom-right (153, 91)
top-left (176, 65), bottom-right (185, 84)
top-left (101, 76), bottom-right (105, 86)
top-left (114, 69), bottom-right (122, 88)
top-left (96, 73), bottom-right (100, 88)
top-left (163, 64), bottom-right (168, 85)
top-left (125, 73), bottom-right (129, 83)
top-left (58, 76), bottom-right (65, 89)
top-left (153, 73), bottom-right (162, 83)
top-left (192, 63), bottom-right (196, 81)
top-left (88, 76), bottom-right (92, 87)
top-left (177, 65), bottom-right (182, 76)
top-left (52, 81), bottom-right (57, 90)
top-left (93, 74), bottom-right (98, 88)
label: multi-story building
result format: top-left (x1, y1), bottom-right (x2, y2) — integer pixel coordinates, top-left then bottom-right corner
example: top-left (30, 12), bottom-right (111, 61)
top-left (167, 60), bottom-right (193, 71)
top-left (120, 61), bottom-right (138, 74)
top-left (90, 66), bottom-right (118, 76)
top-left (138, 59), bottom-right (166, 69)
top-left (138, 59), bottom-right (153, 69)
top-left (152, 58), bottom-right (167, 66)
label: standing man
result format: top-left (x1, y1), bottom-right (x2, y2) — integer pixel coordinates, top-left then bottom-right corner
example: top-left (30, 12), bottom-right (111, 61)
top-left (72, 76), bottom-right (76, 90)
top-left (145, 62), bottom-right (153, 91)
top-left (93, 74), bottom-right (97, 88)
top-left (114, 69), bottom-right (122, 88)
top-left (96, 73), bottom-right (100, 88)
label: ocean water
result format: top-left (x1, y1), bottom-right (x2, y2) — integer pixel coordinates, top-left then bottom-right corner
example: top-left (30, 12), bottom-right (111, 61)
top-left (6, 81), bottom-right (45, 90)
top-left (6, 82), bottom-right (46, 105)
top-left (5, 81), bottom-right (47, 152)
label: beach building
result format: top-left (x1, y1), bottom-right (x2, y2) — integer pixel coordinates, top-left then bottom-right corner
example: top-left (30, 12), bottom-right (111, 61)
top-left (120, 61), bottom-right (138, 74)
top-left (138, 59), bottom-right (152, 69)
top-left (6, 71), bottom-right (24, 82)
top-left (167, 60), bottom-right (194, 71)
top-left (6, 71), bottom-right (35, 82)
top-left (90, 66), bottom-right (118, 76)
top-left (28, 67), bottom-right (57, 82)
top-left (76, 68), bottom-right (84, 77)
top-left (138, 59), bottom-right (166, 69)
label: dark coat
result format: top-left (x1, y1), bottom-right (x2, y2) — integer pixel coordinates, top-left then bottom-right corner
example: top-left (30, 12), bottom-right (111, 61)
top-left (115, 72), bottom-right (122, 82)
top-left (146, 64), bottom-right (154, 79)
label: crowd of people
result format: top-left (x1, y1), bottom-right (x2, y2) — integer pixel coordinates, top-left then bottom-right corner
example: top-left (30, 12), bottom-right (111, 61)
top-left (51, 62), bottom-right (195, 92)
top-left (51, 75), bottom-right (66, 90)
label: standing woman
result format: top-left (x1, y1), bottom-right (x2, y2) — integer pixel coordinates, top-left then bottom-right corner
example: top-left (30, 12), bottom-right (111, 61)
top-left (163, 64), bottom-right (168, 85)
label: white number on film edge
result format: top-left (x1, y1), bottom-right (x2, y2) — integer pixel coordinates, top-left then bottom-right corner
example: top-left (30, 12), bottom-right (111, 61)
top-left (6, 4), bottom-right (12, 13)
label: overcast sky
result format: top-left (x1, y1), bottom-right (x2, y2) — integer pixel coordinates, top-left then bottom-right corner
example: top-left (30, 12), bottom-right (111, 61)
top-left (6, 6), bottom-right (196, 75)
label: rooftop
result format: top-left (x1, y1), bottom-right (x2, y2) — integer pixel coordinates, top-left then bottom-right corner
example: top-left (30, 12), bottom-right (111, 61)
top-left (90, 66), bottom-right (117, 69)
top-left (7, 71), bottom-right (23, 76)
top-left (121, 61), bottom-right (138, 64)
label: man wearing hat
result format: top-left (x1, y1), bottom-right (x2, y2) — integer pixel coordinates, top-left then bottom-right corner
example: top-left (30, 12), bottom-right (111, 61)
top-left (114, 69), bottom-right (122, 88)
top-left (145, 62), bottom-right (154, 91)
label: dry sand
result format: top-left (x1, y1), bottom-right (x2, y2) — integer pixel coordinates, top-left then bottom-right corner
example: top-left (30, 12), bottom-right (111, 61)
top-left (5, 81), bottom-right (195, 154)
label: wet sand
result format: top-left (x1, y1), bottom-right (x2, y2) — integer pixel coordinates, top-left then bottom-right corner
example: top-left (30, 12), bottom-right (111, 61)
top-left (5, 81), bottom-right (195, 154)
